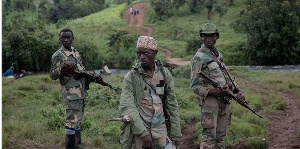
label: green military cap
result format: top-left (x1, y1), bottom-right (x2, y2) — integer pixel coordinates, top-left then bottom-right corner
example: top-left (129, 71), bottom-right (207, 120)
top-left (199, 23), bottom-right (219, 38)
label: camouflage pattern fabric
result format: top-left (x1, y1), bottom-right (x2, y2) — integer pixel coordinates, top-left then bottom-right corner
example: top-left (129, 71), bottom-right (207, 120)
top-left (65, 99), bottom-right (85, 129)
top-left (120, 62), bottom-right (181, 149)
top-left (132, 134), bottom-right (166, 149)
top-left (190, 44), bottom-right (231, 149)
top-left (50, 46), bottom-right (88, 129)
top-left (137, 64), bottom-right (168, 140)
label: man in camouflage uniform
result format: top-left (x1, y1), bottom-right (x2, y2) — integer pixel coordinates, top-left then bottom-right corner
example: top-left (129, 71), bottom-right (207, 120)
top-left (119, 36), bottom-right (181, 149)
top-left (50, 28), bottom-right (101, 149)
top-left (190, 23), bottom-right (245, 149)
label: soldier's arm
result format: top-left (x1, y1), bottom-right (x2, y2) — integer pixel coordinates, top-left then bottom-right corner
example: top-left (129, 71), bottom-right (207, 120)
top-left (119, 72), bottom-right (149, 138)
top-left (50, 52), bottom-right (64, 80)
top-left (190, 57), bottom-right (212, 100)
top-left (164, 68), bottom-right (181, 142)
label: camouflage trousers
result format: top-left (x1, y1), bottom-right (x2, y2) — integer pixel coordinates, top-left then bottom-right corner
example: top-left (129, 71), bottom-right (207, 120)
top-left (200, 96), bottom-right (231, 149)
top-left (131, 134), bottom-right (166, 149)
top-left (65, 99), bottom-right (85, 131)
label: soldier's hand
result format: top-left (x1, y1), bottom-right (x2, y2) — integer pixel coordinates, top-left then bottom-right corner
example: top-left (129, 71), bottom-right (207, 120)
top-left (95, 75), bottom-right (103, 84)
top-left (62, 61), bottom-right (77, 73)
top-left (141, 134), bottom-right (153, 149)
top-left (219, 85), bottom-right (232, 96)
top-left (237, 91), bottom-right (245, 103)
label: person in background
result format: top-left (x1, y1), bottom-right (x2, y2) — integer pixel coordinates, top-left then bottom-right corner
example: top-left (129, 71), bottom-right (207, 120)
top-left (119, 36), bottom-right (181, 149)
top-left (130, 7), bottom-right (133, 14)
top-left (103, 62), bottom-right (111, 76)
top-left (3, 66), bottom-right (15, 78)
top-left (19, 69), bottom-right (26, 78)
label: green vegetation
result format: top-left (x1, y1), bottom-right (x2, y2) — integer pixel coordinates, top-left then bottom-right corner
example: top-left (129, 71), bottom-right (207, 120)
top-left (3, 67), bottom-right (300, 148)
top-left (2, 0), bottom-right (300, 148)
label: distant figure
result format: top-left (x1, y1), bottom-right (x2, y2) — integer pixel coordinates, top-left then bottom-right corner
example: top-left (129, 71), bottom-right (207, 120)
top-left (136, 9), bottom-right (140, 15)
top-left (103, 62), bottom-right (111, 76)
top-left (3, 66), bottom-right (15, 78)
top-left (130, 7), bottom-right (133, 14)
top-left (134, 8), bottom-right (136, 15)
top-left (19, 69), bottom-right (26, 78)
top-left (14, 69), bottom-right (26, 79)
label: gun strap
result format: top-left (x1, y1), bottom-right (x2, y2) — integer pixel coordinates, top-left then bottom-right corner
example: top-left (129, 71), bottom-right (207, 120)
top-left (155, 60), bottom-right (170, 122)
top-left (203, 50), bottom-right (240, 92)
top-left (203, 50), bottom-right (229, 82)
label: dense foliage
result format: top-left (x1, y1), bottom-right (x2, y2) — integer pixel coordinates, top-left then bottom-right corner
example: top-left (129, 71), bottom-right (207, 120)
top-left (231, 0), bottom-right (300, 65)
top-left (47, 0), bottom-right (106, 23)
top-left (2, 14), bottom-right (100, 72)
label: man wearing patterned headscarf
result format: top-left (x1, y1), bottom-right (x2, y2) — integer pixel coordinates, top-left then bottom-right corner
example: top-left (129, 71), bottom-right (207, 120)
top-left (119, 36), bottom-right (181, 149)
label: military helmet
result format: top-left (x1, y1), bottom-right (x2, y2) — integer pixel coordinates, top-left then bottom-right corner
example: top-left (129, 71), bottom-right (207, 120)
top-left (199, 23), bottom-right (219, 39)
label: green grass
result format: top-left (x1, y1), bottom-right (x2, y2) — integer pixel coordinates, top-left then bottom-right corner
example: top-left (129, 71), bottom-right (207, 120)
top-left (3, 66), bottom-right (300, 148)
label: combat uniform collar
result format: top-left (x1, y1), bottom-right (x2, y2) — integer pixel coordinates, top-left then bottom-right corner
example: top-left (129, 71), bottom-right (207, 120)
top-left (61, 46), bottom-right (75, 56)
top-left (133, 62), bottom-right (159, 76)
top-left (199, 44), bottom-right (220, 57)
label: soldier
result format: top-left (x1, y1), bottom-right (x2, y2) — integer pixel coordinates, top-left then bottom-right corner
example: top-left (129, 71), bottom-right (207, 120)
top-left (119, 36), bottom-right (181, 149)
top-left (50, 28), bottom-right (101, 149)
top-left (190, 23), bottom-right (245, 149)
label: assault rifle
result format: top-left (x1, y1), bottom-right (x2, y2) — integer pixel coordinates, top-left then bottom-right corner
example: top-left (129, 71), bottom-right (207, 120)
top-left (76, 71), bottom-right (120, 93)
top-left (62, 66), bottom-right (120, 92)
top-left (197, 71), bottom-right (263, 118)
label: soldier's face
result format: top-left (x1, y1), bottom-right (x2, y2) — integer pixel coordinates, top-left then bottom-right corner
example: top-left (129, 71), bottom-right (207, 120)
top-left (59, 32), bottom-right (74, 50)
top-left (136, 47), bottom-right (157, 69)
top-left (202, 33), bottom-right (217, 49)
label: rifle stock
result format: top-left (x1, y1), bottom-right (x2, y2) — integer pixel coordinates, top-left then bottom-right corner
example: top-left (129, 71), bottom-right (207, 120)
top-left (197, 71), bottom-right (263, 118)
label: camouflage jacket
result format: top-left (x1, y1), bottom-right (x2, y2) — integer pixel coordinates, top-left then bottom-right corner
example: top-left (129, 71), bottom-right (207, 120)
top-left (190, 44), bottom-right (229, 102)
top-left (50, 46), bottom-right (88, 100)
top-left (119, 61), bottom-right (181, 149)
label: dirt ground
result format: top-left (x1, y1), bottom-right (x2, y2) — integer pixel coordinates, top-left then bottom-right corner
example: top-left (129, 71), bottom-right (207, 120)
top-left (126, 2), bottom-right (300, 149)
top-left (125, 2), bottom-right (190, 67)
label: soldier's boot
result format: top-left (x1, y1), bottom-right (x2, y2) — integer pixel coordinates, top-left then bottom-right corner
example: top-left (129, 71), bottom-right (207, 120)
top-left (66, 134), bottom-right (76, 149)
top-left (75, 129), bottom-right (84, 149)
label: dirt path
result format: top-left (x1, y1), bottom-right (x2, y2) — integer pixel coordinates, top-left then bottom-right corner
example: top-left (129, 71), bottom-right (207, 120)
top-left (240, 79), bottom-right (300, 149)
top-left (125, 2), bottom-right (190, 66)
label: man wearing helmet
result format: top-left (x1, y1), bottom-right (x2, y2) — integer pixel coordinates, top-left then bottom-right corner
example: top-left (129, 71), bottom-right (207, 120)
top-left (190, 23), bottom-right (245, 149)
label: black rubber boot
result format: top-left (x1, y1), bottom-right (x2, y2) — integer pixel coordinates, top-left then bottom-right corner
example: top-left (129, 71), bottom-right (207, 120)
top-left (65, 134), bottom-right (76, 149)
top-left (75, 129), bottom-right (84, 149)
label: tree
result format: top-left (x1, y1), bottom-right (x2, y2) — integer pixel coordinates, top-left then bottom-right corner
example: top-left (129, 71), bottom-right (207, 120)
top-left (214, 4), bottom-right (228, 24)
top-left (203, 0), bottom-right (217, 19)
top-left (150, 0), bottom-right (172, 20)
top-left (186, 39), bottom-right (202, 55)
top-left (231, 0), bottom-right (300, 65)
top-left (107, 30), bottom-right (135, 68)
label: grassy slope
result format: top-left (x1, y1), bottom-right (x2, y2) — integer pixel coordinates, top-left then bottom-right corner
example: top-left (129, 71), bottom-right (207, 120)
top-left (3, 69), bottom-right (300, 148)
top-left (144, 0), bottom-right (248, 64)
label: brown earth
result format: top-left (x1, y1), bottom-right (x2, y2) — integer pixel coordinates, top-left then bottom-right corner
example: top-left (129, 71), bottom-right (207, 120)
top-left (125, 2), bottom-right (190, 67)
top-left (125, 2), bottom-right (300, 149)
top-left (240, 80), bottom-right (300, 149)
